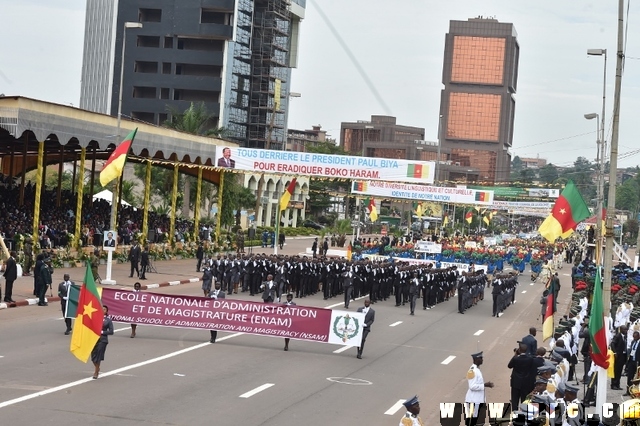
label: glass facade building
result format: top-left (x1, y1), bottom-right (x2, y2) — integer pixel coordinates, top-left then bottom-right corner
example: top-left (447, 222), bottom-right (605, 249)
top-left (440, 18), bottom-right (519, 183)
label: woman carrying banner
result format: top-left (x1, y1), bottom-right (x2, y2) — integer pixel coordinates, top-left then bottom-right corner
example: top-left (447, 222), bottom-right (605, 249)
top-left (91, 305), bottom-right (114, 379)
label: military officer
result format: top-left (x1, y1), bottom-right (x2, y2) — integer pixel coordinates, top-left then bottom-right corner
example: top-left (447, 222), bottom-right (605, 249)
top-left (466, 352), bottom-right (494, 426)
top-left (399, 395), bottom-right (424, 426)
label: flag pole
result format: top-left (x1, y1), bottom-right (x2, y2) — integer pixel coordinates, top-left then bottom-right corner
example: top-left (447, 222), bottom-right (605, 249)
top-left (274, 210), bottom-right (280, 256)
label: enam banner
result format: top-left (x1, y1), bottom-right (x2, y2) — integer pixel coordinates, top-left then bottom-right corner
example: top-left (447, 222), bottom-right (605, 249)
top-left (351, 180), bottom-right (494, 205)
top-left (101, 288), bottom-right (365, 347)
top-left (214, 145), bottom-right (435, 184)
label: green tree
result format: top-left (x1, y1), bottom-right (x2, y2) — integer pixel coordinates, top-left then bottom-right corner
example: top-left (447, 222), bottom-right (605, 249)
top-left (538, 164), bottom-right (559, 184)
top-left (120, 180), bottom-right (137, 205)
top-left (133, 164), bottom-right (183, 210)
top-left (616, 179), bottom-right (640, 213)
top-left (219, 174), bottom-right (256, 228)
top-left (163, 102), bottom-right (229, 217)
top-left (511, 156), bottom-right (523, 171)
top-left (305, 141), bottom-right (350, 218)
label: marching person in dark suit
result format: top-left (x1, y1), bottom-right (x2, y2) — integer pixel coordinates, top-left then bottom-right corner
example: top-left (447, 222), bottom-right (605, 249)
top-left (57, 273), bottom-right (74, 334)
top-left (139, 246), bottom-right (149, 280)
top-left (129, 242), bottom-right (141, 278)
top-left (196, 243), bottom-right (204, 272)
top-left (260, 274), bottom-right (277, 303)
top-left (283, 293), bottom-right (296, 351)
top-left (341, 267), bottom-right (359, 309)
top-left (508, 343), bottom-right (533, 409)
top-left (209, 282), bottom-right (225, 343)
top-left (626, 331), bottom-right (640, 395)
top-left (521, 327), bottom-right (538, 357)
top-left (37, 257), bottom-right (53, 306)
top-left (408, 271), bottom-right (420, 315)
top-left (356, 298), bottom-right (375, 359)
top-left (3, 251), bottom-right (17, 303)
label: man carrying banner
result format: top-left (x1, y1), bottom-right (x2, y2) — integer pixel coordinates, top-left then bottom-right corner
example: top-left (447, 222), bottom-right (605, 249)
top-left (209, 282), bottom-right (225, 343)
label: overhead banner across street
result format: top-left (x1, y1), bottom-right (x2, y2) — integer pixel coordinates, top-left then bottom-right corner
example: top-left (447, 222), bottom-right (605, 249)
top-left (351, 180), bottom-right (494, 205)
top-left (214, 146), bottom-right (435, 184)
top-left (100, 288), bottom-right (365, 347)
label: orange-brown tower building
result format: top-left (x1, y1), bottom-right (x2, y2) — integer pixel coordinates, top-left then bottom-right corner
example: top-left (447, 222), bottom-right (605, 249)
top-left (440, 17), bottom-right (519, 183)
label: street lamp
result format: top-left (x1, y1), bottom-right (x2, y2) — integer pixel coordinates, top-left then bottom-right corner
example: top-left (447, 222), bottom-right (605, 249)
top-left (585, 112), bottom-right (604, 264)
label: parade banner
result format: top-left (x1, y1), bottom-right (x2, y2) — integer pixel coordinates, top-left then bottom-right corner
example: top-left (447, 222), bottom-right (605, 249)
top-left (351, 180), bottom-right (494, 205)
top-left (214, 146), bottom-right (435, 184)
top-left (101, 288), bottom-right (365, 346)
top-left (392, 257), bottom-right (488, 273)
top-left (469, 185), bottom-right (560, 198)
top-left (490, 200), bottom-right (553, 210)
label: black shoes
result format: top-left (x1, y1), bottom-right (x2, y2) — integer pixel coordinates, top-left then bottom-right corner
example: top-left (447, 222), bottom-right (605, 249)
top-left (356, 354), bottom-right (362, 359)
top-left (38, 302), bottom-right (48, 306)
top-left (64, 330), bottom-right (71, 335)
top-left (209, 338), bottom-right (215, 343)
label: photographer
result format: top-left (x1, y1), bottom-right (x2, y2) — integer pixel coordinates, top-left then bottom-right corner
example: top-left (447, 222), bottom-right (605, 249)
top-left (508, 343), bottom-right (533, 409)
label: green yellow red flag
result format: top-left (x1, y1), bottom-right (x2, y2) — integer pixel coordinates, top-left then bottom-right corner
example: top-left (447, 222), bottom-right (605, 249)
top-left (100, 128), bottom-right (137, 186)
top-left (70, 262), bottom-right (103, 363)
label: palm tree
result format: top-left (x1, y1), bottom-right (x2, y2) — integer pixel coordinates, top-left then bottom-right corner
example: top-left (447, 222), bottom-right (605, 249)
top-left (163, 102), bottom-right (229, 218)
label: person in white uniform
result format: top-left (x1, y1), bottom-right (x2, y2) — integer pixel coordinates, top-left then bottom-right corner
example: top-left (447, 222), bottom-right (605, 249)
top-left (398, 395), bottom-right (424, 426)
top-left (465, 352), bottom-right (494, 426)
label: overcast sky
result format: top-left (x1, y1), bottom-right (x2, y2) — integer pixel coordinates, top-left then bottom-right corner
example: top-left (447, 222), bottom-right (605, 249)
top-left (2, 0), bottom-right (639, 169)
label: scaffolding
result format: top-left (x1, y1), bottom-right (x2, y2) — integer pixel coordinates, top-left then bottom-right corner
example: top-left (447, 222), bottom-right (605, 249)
top-left (228, 0), bottom-right (290, 149)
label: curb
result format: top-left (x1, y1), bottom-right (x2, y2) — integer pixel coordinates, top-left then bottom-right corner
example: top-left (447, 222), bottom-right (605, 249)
top-left (0, 277), bottom-right (201, 310)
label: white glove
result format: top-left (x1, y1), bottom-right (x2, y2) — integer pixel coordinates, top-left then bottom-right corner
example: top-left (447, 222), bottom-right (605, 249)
top-left (363, 323), bottom-right (368, 327)
top-left (63, 296), bottom-right (68, 300)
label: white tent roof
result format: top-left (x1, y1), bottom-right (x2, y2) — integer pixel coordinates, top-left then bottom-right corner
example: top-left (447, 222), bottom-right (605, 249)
top-left (93, 189), bottom-right (131, 206)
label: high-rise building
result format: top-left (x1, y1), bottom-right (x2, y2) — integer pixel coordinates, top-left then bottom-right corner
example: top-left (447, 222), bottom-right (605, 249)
top-left (79, 0), bottom-right (305, 149)
top-left (440, 17), bottom-right (519, 183)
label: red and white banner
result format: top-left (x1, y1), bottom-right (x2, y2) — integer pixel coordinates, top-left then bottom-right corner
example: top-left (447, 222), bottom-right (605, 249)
top-left (214, 146), bottom-right (435, 184)
top-left (102, 288), bottom-right (365, 347)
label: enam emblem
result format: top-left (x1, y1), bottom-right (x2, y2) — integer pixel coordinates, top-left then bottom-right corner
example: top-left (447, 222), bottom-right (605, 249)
top-left (333, 314), bottom-right (360, 342)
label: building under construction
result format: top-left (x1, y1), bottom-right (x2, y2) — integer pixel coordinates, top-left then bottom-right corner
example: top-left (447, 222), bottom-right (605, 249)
top-left (79, 0), bottom-right (305, 149)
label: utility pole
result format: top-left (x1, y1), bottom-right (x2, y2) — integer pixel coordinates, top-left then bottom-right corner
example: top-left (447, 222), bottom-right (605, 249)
top-left (596, 0), bottom-right (624, 414)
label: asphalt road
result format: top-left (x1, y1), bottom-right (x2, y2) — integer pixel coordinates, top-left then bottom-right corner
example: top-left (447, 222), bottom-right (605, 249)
top-left (0, 239), bottom-right (575, 425)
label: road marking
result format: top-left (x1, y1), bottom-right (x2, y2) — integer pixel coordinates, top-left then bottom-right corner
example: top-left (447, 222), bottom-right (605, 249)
top-left (522, 290), bottom-right (527, 294)
top-left (114, 327), bottom-right (130, 333)
top-left (389, 321), bottom-right (403, 327)
top-left (333, 345), bottom-right (352, 354)
top-left (146, 284), bottom-right (160, 289)
top-left (0, 332), bottom-right (244, 409)
top-left (325, 295), bottom-right (368, 309)
top-left (530, 283), bottom-right (534, 286)
top-left (474, 330), bottom-right (484, 336)
top-left (441, 356), bottom-right (456, 365)
top-left (385, 400), bottom-right (406, 415)
top-left (173, 373), bottom-right (185, 377)
top-left (563, 273), bottom-right (571, 276)
top-left (327, 377), bottom-right (372, 385)
top-left (239, 383), bottom-right (274, 398)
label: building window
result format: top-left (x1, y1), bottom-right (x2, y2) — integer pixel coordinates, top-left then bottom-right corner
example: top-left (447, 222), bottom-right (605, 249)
top-left (139, 8), bottom-right (162, 22)
top-left (133, 87), bottom-right (156, 99)
top-left (177, 37), bottom-right (224, 52)
top-left (131, 111), bottom-right (155, 123)
top-left (451, 36), bottom-right (505, 85)
top-left (164, 36), bottom-right (173, 48)
top-left (134, 61), bottom-right (158, 73)
top-left (162, 62), bottom-right (172, 74)
top-left (201, 9), bottom-right (231, 25)
top-left (447, 92), bottom-right (501, 142)
top-left (160, 88), bottom-right (170, 99)
top-left (137, 36), bottom-right (160, 48)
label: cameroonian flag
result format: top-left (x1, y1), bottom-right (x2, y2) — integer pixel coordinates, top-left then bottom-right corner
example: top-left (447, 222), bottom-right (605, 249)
top-left (415, 202), bottom-right (423, 217)
top-left (100, 128), bottom-right (137, 186)
top-left (483, 213), bottom-right (491, 226)
top-left (465, 210), bottom-right (473, 224)
top-left (70, 262), bottom-right (104, 363)
top-left (475, 191), bottom-right (489, 202)
top-left (407, 163), bottom-right (429, 179)
top-left (279, 178), bottom-right (297, 211)
top-left (589, 266), bottom-right (610, 369)
top-left (352, 181), bottom-right (367, 192)
top-left (538, 180), bottom-right (590, 242)
top-left (367, 198), bottom-right (378, 222)
top-left (443, 213), bottom-right (449, 227)
top-left (346, 242), bottom-right (352, 261)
